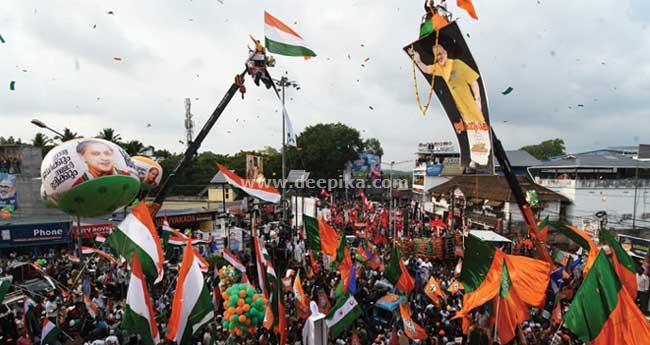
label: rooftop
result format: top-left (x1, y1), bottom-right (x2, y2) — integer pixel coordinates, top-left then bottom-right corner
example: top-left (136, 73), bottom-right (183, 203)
top-left (529, 153), bottom-right (650, 169)
top-left (497, 150), bottom-right (541, 168)
top-left (428, 175), bottom-right (569, 203)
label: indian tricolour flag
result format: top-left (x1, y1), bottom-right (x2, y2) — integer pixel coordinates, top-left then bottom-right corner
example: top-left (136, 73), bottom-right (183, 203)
top-left (264, 11), bottom-right (316, 58)
top-left (121, 252), bottom-right (160, 345)
top-left (106, 202), bottom-right (164, 284)
top-left (165, 241), bottom-right (214, 345)
top-left (216, 163), bottom-right (280, 203)
top-left (223, 248), bottom-right (246, 272)
top-left (41, 318), bottom-right (61, 345)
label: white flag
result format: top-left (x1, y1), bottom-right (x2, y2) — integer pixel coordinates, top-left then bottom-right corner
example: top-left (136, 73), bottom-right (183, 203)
top-left (283, 106), bottom-right (298, 147)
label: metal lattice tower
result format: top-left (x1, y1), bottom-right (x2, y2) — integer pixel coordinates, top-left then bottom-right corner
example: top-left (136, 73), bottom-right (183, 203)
top-left (184, 98), bottom-right (194, 147)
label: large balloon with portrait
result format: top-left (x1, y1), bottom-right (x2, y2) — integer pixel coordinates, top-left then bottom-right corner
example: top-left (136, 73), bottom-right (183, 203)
top-left (131, 156), bottom-right (163, 191)
top-left (40, 138), bottom-right (141, 217)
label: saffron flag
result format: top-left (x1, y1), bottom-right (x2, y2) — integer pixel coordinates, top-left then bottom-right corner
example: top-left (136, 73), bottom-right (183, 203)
top-left (122, 252), bottom-right (160, 345)
top-left (424, 276), bottom-right (446, 305)
top-left (41, 318), bottom-right (62, 345)
top-left (553, 223), bottom-right (598, 275)
top-left (564, 251), bottom-right (650, 345)
top-left (399, 303), bottom-right (427, 341)
top-left (454, 235), bottom-right (550, 330)
top-left (165, 241), bottom-right (214, 344)
top-left (447, 279), bottom-right (464, 295)
top-left (304, 215), bottom-right (339, 258)
top-left (600, 228), bottom-right (637, 300)
top-left (494, 260), bottom-right (528, 345)
top-left (457, 0), bottom-right (478, 20)
top-left (106, 202), bottom-right (164, 283)
top-left (293, 271), bottom-right (310, 319)
top-left (264, 11), bottom-right (316, 58)
top-left (217, 163), bottom-right (280, 203)
top-left (384, 246), bottom-right (415, 293)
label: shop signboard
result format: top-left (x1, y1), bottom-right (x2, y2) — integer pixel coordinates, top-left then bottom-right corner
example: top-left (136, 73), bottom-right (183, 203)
top-left (0, 221), bottom-right (72, 248)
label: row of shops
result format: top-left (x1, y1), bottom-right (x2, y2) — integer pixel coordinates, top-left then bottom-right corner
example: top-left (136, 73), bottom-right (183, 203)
top-left (0, 208), bottom-right (227, 252)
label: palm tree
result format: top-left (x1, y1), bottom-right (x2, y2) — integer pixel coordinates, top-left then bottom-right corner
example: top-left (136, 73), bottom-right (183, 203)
top-left (97, 128), bottom-right (122, 144)
top-left (122, 140), bottom-right (146, 156)
top-left (31, 133), bottom-right (52, 147)
top-left (57, 128), bottom-right (79, 143)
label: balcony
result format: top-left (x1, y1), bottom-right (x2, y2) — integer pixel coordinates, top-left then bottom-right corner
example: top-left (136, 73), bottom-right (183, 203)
top-left (535, 178), bottom-right (650, 189)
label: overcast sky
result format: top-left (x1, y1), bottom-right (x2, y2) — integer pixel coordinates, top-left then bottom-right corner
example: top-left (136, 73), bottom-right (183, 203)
top-left (2, 0), bottom-right (649, 166)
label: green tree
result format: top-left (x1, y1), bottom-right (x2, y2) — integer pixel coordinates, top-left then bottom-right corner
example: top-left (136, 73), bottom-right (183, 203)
top-left (154, 149), bottom-right (173, 160)
top-left (97, 128), bottom-right (122, 144)
top-left (363, 138), bottom-right (384, 157)
top-left (297, 123), bottom-right (363, 179)
top-left (57, 128), bottom-right (79, 143)
top-left (32, 133), bottom-right (54, 156)
top-left (121, 140), bottom-right (146, 156)
top-left (519, 139), bottom-right (566, 161)
top-left (31, 133), bottom-right (52, 147)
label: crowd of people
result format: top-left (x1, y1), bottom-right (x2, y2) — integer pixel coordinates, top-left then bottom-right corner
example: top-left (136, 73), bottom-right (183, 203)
top-left (1, 192), bottom-right (648, 345)
top-left (0, 155), bottom-right (22, 174)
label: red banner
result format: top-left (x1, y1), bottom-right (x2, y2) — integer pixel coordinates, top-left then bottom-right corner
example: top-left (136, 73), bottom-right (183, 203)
top-left (72, 223), bottom-right (113, 239)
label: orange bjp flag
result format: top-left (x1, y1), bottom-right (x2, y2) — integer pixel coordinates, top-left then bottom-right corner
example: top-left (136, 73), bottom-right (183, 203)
top-left (424, 276), bottom-right (446, 305)
top-left (400, 303), bottom-right (428, 341)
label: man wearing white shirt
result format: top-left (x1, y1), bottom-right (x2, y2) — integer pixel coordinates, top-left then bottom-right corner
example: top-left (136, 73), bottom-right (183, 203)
top-left (637, 271), bottom-right (649, 315)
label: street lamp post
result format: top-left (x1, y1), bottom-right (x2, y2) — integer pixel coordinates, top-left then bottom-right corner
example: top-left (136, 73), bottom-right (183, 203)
top-left (273, 74), bottom-right (299, 223)
top-left (31, 119), bottom-right (65, 138)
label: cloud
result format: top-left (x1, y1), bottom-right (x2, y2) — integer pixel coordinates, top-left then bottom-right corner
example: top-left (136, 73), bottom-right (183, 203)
top-left (0, 0), bottom-right (648, 165)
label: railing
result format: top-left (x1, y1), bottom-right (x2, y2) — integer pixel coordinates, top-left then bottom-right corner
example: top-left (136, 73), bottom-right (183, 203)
top-left (535, 178), bottom-right (576, 188)
top-left (535, 178), bottom-right (650, 189)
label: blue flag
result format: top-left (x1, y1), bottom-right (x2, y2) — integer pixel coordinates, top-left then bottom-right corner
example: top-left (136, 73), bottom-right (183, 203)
top-left (348, 262), bottom-right (357, 295)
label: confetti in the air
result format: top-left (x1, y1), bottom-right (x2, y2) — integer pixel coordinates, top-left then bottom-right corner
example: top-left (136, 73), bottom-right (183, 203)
top-left (501, 86), bottom-right (514, 95)
top-left (9, 81), bottom-right (16, 90)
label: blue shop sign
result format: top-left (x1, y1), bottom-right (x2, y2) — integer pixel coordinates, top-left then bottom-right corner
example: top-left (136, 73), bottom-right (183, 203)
top-left (425, 163), bottom-right (444, 176)
top-left (0, 221), bottom-right (72, 248)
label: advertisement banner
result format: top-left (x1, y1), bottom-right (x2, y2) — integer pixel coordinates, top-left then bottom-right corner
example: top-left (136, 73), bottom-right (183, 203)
top-left (229, 227), bottom-right (244, 252)
top-left (404, 21), bottom-right (493, 172)
top-left (425, 163), bottom-right (444, 176)
top-left (72, 223), bottom-right (113, 239)
top-left (0, 222), bottom-right (72, 248)
top-left (351, 153), bottom-right (381, 183)
top-left (0, 173), bottom-right (18, 209)
top-left (245, 154), bottom-right (265, 183)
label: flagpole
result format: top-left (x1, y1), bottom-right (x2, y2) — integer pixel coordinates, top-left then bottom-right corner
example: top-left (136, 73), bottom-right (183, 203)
top-left (281, 77), bottom-right (287, 222)
top-left (493, 295), bottom-right (500, 344)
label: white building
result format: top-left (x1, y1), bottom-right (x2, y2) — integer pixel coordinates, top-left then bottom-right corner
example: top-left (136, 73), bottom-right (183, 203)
top-left (528, 152), bottom-right (650, 232)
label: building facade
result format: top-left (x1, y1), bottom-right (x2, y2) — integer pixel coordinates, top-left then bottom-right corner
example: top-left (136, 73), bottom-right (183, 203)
top-left (528, 152), bottom-right (650, 234)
